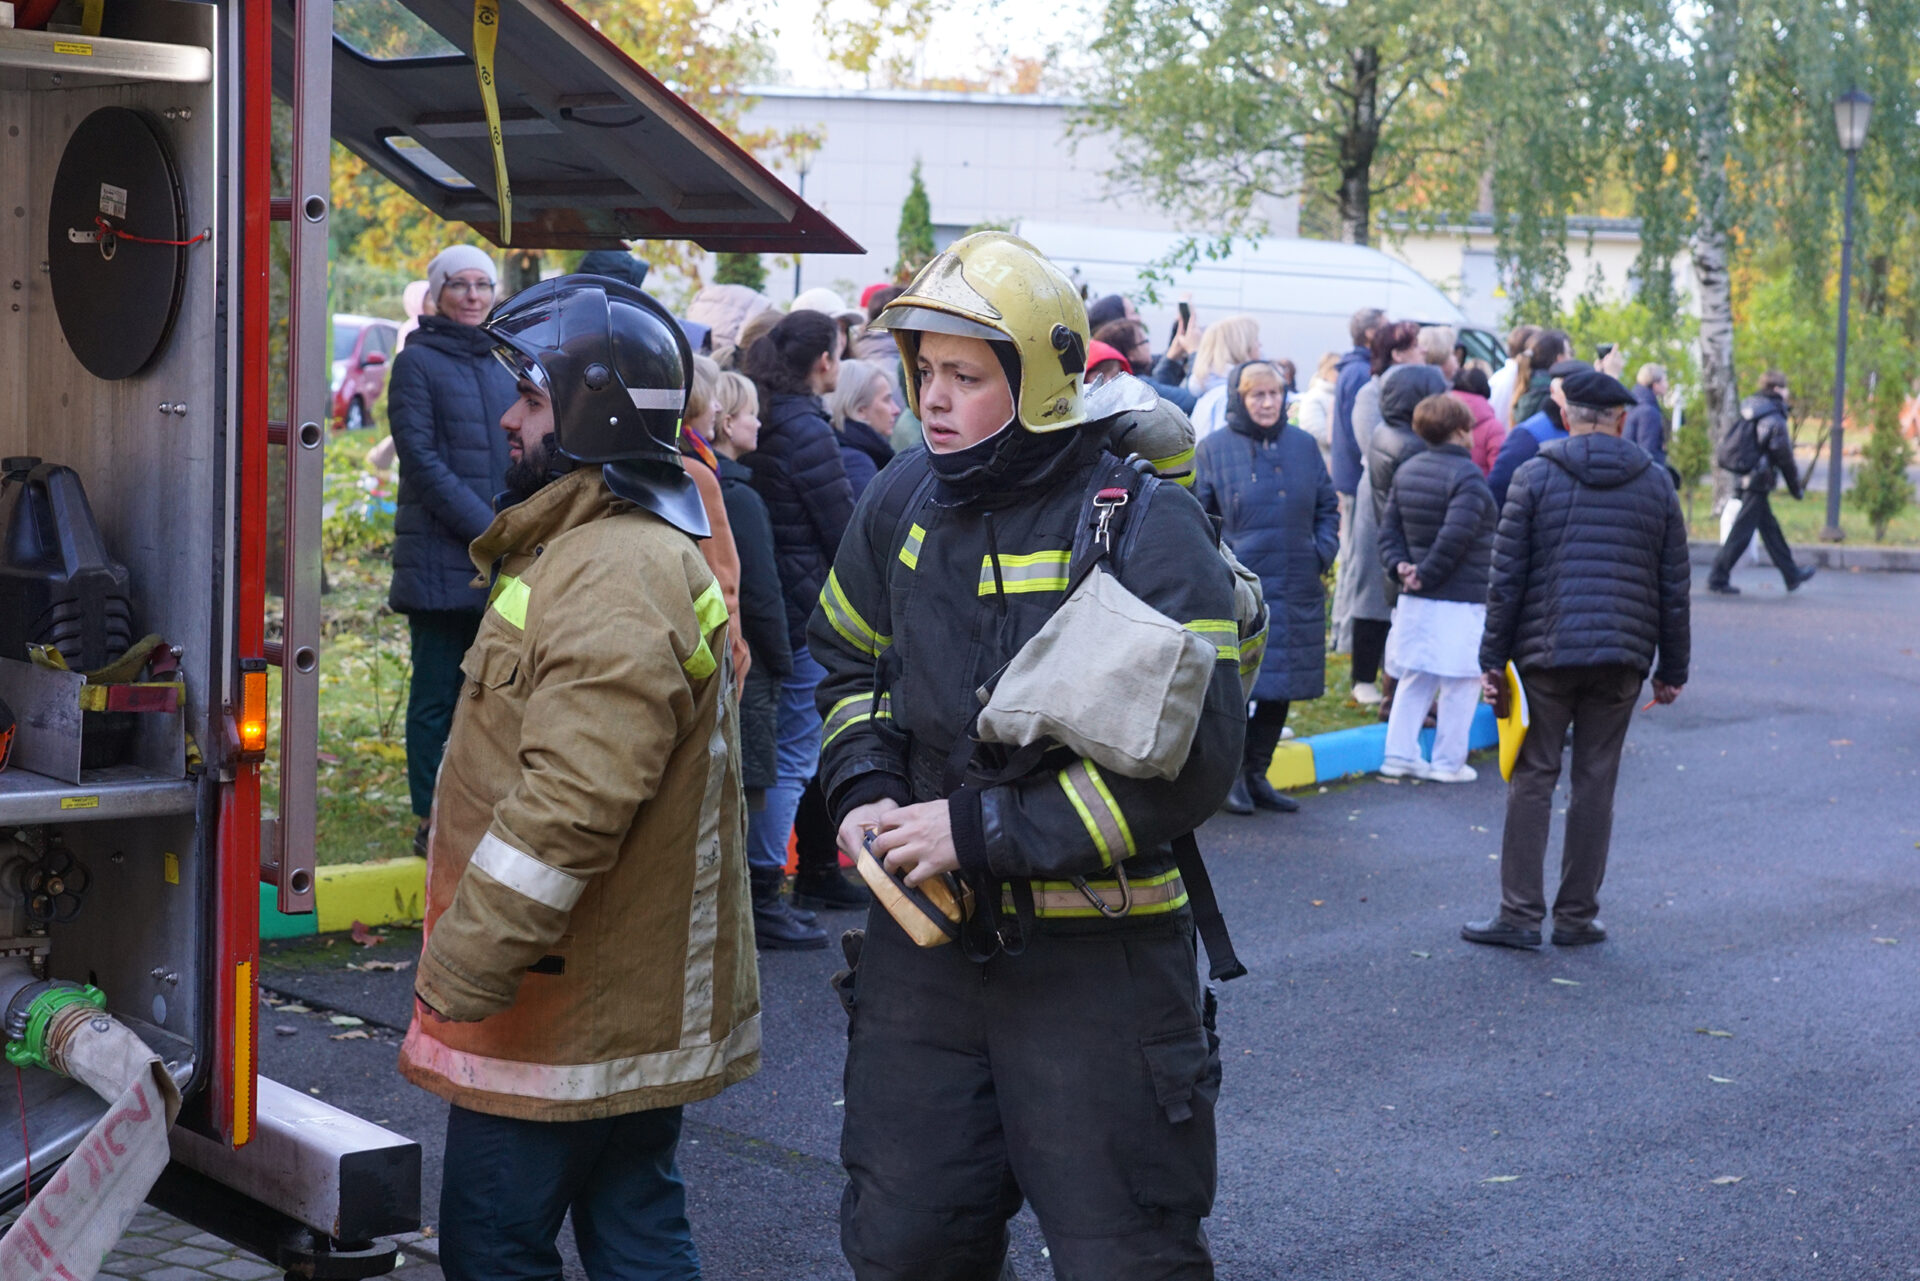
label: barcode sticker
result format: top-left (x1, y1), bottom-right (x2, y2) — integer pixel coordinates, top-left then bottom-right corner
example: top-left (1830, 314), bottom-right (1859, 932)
top-left (99, 183), bottom-right (127, 219)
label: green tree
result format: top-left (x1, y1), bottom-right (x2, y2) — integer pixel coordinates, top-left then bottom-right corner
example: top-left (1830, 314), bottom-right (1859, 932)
top-left (1849, 387), bottom-right (1917, 541)
top-left (713, 252), bottom-right (768, 290)
top-left (896, 161), bottom-right (935, 281)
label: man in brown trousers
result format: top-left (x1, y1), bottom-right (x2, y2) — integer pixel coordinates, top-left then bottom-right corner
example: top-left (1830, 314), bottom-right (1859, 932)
top-left (1464, 370), bottom-right (1691, 950)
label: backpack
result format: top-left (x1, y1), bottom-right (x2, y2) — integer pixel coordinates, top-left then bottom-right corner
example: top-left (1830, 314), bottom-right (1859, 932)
top-left (1715, 407), bottom-right (1764, 474)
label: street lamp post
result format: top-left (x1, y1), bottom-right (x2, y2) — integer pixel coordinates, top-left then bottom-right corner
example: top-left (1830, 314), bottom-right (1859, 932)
top-left (791, 140), bottom-right (818, 298)
top-left (1822, 87), bottom-right (1872, 542)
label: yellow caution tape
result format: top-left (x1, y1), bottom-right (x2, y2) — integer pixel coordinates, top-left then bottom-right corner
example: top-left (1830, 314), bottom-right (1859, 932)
top-left (473, 0), bottom-right (511, 245)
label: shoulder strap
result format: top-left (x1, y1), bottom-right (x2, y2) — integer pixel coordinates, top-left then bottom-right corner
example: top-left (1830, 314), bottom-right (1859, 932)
top-left (871, 456), bottom-right (940, 565)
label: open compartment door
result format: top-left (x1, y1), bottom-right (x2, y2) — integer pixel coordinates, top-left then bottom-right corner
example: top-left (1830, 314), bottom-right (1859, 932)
top-left (274, 0), bottom-right (862, 253)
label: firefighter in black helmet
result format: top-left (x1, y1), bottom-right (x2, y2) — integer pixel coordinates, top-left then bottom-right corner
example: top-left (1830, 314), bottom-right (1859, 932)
top-left (406, 274), bottom-right (758, 1279)
top-left (811, 233), bottom-right (1246, 1280)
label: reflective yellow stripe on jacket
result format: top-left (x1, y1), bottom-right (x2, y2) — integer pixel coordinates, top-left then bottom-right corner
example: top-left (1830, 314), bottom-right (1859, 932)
top-left (1183, 617), bottom-right (1240, 663)
top-left (681, 579), bottom-right (731, 680)
top-left (821, 569), bottom-right (890, 656)
top-left (1002, 869), bottom-right (1189, 918)
top-left (898, 523), bottom-right (926, 571)
top-left (1056, 759), bottom-right (1134, 868)
top-left (490, 574), bottom-right (531, 629)
top-left (978, 549), bottom-right (1071, 596)
top-left (822, 691), bottom-right (892, 748)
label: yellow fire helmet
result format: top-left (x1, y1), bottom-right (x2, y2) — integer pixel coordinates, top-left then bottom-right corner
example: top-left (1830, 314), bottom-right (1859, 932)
top-left (872, 231), bottom-right (1090, 433)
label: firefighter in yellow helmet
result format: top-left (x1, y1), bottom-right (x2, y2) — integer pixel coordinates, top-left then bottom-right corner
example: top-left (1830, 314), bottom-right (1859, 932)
top-left (811, 231), bottom-right (1248, 1279)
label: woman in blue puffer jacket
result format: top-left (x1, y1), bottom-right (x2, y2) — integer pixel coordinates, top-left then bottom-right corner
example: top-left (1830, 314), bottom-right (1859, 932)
top-left (741, 310), bottom-right (859, 916)
top-left (385, 245), bottom-right (514, 852)
top-left (1194, 360), bottom-right (1340, 816)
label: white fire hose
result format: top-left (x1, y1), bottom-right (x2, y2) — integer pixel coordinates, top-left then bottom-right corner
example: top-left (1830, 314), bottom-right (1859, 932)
top-left (0, 964), bottom-right (180, 1281)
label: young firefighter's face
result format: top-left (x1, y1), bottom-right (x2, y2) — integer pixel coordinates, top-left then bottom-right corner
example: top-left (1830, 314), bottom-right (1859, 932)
top-left (501, 377), bottom-right (555, 463)
top-left (916, 332), bottom-right (1015, 453)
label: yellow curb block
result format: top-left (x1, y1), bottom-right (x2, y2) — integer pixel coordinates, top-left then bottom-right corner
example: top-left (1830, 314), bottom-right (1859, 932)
top-left (1266, 741), bottom-right (1317, 792)
top-left (315, 856), bottom-right (427, 933)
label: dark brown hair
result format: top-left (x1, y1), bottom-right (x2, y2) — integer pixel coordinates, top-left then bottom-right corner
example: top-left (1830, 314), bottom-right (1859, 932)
top-left (1412, 392), bottom-right (1473, 446)
top-left (1369, 320), bottom-right (1421, 377)
top-left (1505, 328), bottom-right (1570, 419)
top-left (1759, 370), bottom-right (1790, 394)
top-left (743, 310), bottom-right (839, 399)
top-left (1093, 318), bottom-right (1148, 354)
top-left (865, 285), bottom-right (904, 322)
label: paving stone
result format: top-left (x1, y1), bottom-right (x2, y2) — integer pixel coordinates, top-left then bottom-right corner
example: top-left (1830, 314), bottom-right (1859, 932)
top-left (141, 1268), bottom-right (225, 1281)
top-left (206, 1258), bottom-right (280, 1280)
top-left (154, 1221), bottom-right (202, 1242)
top-left (103, 1260), bottom-right (162, 1278)
top-left (181, 1232), bottom-right (229, 1250)
top-left (109, 1234), bottom-right (173, 1256)
top-left (156, 1245), bottom-right (226, 1267)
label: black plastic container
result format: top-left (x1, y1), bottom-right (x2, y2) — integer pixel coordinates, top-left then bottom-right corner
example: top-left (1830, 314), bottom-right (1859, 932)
top-left (0, 458), bottom-right (137, 767)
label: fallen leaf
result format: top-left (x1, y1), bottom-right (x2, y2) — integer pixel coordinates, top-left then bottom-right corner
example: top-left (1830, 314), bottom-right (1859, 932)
top-left (349, 960), bottom-right (412, 972)
top-left (279, 1004), bottom-right (311, 1014)
top-left (308, 1087), bottom-right (322, 1095)
top-left (1709, 1175), bottom-right (1743, 1185)
top-left (274, 1025), bottom-right (298, 1037)
top-left (1708, 1075), bottom-right (1736, 1084)
top-left (1482, 1175), bottom-right (1520, 1184)
top-left (1310, 900), bottom-right (1325, 907)
top-left (1411, 951), bottom-right (1431, 959)
top-left (1550, 978), bottom-right (1580, 986)
top-left (1873, 937), bottom-right (1898, 945)
top-left (350, 921), bottom-right (388, 947)
top-left (328, 1015), bottom-right (365, 1027)
top-left (1695, 1028), bottom-right (1734, 1038)
top-left (330, 1029), bottom-right (372, 1041)
top-left (1829, 739), bottom-right (1852, 746)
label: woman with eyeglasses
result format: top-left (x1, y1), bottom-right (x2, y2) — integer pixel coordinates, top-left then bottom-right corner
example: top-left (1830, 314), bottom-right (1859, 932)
top-left (387, 245), bottom-right (516, 858)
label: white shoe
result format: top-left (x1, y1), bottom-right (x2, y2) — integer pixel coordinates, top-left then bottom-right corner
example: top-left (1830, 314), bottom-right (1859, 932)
top-left (1280, 726), bottom-right (1295, 740)
top-left (1425, 763), bottom-right (1479, 784)
top-left (1352, 681), bottom-right (1383, 706)
top-left (1379, 756), bottom-right (1425, 778)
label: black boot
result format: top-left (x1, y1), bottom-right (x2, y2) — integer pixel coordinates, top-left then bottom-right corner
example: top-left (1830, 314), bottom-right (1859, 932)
top-left (793, 866), bottom-right (871, 911)
top-left (1245, 771), bottom-right (1299, 812)
top-left (751, 866), bottom-right (827, 950)
top-left (1220, 775), bottom-right (1254, 815)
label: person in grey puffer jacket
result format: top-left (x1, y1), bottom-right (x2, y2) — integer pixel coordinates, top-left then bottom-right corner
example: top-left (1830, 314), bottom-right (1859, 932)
top-left (1464, 371), bottom-right (1690, 954)
top-left (1378, 393), bottom-right (1495, 783)
top-left (386, 245), bottom-right (514, 845)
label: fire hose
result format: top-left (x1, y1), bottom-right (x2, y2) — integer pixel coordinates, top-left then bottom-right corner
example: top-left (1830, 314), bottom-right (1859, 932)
top-left (0, 964), bottom-right (180, 1281)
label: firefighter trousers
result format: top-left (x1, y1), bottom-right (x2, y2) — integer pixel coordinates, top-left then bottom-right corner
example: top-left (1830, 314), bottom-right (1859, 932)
top-left (839, 905), bottom-right (1221, 1281)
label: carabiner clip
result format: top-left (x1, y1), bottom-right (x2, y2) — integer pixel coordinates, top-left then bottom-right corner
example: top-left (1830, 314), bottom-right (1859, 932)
top-left (1092, 486), bottom-right (1129, 551)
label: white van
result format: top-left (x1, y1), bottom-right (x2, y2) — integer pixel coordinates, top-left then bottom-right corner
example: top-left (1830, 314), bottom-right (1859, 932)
top-left (1015, 220), bottom-right (1504, 376)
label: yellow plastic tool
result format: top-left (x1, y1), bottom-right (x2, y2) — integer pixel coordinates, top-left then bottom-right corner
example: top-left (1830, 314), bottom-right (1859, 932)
top-left (1497, 661), bottom-right (1529, 782)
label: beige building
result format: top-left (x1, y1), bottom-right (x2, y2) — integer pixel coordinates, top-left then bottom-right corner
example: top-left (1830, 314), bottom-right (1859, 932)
top-left (730, 86), bottom-right (1298, 302)
top-left (1380, 214), bottom-right (1694, 330)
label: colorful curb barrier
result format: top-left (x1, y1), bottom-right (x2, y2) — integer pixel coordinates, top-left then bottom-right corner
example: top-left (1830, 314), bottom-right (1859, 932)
top-left (261, 855), bottom-right (426, 939)
top-left (264, 706), bottom-right (1500, 936)
top-left (1267, 704), bottom-right (1498, 791)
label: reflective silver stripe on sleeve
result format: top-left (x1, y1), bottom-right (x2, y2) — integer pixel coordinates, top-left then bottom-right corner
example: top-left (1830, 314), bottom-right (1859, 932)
top-left (470, 831), bottom-right (587, 912)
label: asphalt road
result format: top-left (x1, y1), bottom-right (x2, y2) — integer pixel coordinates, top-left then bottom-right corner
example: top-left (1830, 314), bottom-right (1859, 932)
top-left (261, 562), bottom-right (1920, 1280)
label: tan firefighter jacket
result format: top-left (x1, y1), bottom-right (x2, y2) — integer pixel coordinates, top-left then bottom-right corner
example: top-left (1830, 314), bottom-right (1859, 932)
top-left (400, 468), bottom-right (760, 1122)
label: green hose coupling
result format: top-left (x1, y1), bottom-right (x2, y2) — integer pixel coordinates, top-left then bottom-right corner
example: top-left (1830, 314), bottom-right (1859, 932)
top-left (5, 983), bottom-right (105, 1073)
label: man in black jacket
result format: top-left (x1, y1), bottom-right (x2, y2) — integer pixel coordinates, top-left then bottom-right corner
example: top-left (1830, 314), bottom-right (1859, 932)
top-left (1707, 371), bottom-right (1816, 595)
top-left (1466, 371), bottom-right (1691, 950)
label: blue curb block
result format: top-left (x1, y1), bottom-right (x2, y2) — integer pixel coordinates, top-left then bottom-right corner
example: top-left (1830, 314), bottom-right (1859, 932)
top-left (1296, 704), bottom-right (1498, 786)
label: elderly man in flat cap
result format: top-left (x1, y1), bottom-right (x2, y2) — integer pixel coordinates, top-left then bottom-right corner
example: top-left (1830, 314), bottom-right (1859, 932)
top-left (1465, 370), bottom-right (1692, 951)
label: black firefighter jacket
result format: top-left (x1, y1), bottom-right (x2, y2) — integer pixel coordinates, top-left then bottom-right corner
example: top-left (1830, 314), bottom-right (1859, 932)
top-left (809, 437), bottom-right (1246, 914)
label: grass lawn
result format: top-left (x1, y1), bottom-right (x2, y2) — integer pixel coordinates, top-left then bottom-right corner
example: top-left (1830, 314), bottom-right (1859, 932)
top-left (267, 558), bottom-right (419, 867)
top-left (1682, 482), bottom-right (1920, 547)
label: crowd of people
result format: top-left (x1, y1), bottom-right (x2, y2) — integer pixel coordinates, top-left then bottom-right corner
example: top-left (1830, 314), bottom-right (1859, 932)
top-left (372, 231), bottom-right (1718, 1280)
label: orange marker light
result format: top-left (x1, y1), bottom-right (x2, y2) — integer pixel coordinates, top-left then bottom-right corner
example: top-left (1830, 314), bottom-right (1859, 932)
top-left (239, 659), bottom-right (268, 756)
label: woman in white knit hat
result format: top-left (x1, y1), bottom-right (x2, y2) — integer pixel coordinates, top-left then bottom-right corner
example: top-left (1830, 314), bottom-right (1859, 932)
top-left (387, 245), bottom-right (515, 857)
